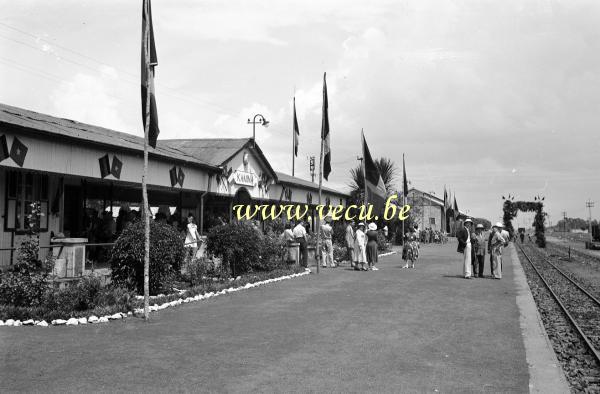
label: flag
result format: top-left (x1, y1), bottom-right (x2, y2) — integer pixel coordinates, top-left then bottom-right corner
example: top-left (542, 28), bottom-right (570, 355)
top-left (141, 0), bottom-right (160, 148)
top-left (362, 132), bottom-right (386, 214)
top-left (169, 166), bottom-right (178, 187)
top-left (402, 154), bottom-right (408, 200)
top-left (293, 97), bottom-right (299, 157)
top-left (0, 135), bottom-right (9, 161)
top-left (10, 137), bottom-right (27, 167)
top-left (98, 155), bottom-right (111, 178)
top-left (453, 195), bottom-right (459, 220)
top-left (177, 167), bottom-right (185, 187)
top-left (321, 72), bottom-right (331, 180)
top-left (111, 156), bottom-right (123, 179)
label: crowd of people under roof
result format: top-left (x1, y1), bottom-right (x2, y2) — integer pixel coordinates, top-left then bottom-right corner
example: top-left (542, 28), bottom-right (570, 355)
top-left (76, 202), bottom-right (518, 280)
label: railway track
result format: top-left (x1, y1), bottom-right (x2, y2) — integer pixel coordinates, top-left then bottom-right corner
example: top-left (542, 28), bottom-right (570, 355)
top-left (517, 243), bottom-right (600, 392)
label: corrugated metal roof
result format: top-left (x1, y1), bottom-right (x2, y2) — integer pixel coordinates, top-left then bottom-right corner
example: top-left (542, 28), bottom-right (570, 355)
top-left (162, 138), bottom-right (249, 166)
top-left (276, 171), bottom-right (349, 197)
top-left (0, 103), bottom-right (215, 169)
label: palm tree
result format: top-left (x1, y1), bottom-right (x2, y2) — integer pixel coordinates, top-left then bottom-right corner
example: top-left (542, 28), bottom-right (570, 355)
top-left (348, 157), bottom-right (398, 203)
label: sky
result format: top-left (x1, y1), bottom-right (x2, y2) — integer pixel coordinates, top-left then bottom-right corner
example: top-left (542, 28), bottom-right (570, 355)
top-left (0, 0), bottom-right (599, 226)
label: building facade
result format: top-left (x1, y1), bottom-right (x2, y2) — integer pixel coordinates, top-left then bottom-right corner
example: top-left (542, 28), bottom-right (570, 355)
top-left (0, 104), bottom-right (348, 267)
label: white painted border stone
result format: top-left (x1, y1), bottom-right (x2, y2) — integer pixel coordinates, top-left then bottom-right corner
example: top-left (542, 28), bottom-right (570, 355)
top-left (0, 268), bottom-right (311, 328)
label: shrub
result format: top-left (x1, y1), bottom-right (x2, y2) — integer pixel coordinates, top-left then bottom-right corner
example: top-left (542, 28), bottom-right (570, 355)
top-left (332, 221), bottom-right (348, 247)
top-left (0, 235), bottom-right (53, 307)
top-left (184, 258), bottom-right (229, 286)
top-left (206, 222), bottom-right (261, 276)
top-left (377, 231), bottom-right (391, 252)
top-left (252, 233), bottom-right (286, 271)
top-left (333, 244), bottom-right (347, 263)
top-left (110, 220), bottom-right (185, 295)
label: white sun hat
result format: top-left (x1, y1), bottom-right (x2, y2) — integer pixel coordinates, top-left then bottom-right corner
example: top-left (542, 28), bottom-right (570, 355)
top-left (368, 222), bottom-right (377, 231)
top-left (494, 222), bottom-right (504, 228)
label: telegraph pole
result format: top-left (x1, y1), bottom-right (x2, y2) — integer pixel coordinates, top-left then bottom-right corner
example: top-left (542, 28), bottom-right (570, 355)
top-left (587, 200), bottom-right (595, 242)
top-left (562, 211), bottom-right (567, 233)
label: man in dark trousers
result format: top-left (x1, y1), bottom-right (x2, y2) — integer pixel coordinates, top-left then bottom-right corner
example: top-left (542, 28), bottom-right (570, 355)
top-left (293, 221), bottom-right (308, 268)
top-left (456, 218), bottom-right (474, 279)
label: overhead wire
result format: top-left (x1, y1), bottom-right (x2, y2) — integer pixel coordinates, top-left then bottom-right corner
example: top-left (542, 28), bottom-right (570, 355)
top-left (0, 23), bottom-right (241, 115)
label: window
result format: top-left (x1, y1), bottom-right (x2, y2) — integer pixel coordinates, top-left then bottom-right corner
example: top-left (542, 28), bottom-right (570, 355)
top-left (429, 217), bottom-right (436, 225)
top-left (5, 171), bottom-right (49, 232)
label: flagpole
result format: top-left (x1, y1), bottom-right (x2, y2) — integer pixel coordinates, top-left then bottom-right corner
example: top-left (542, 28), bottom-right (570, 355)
top-left (316, 123), bottom-right (323, 275)
top-left (402, 153), bottom-right (405, 243)
top-left (362, 130), bottom-right (368, 215)
top-left (142, 1), bottom-right (151, 320)
top-left (292, 97), bottom-right (295, 177)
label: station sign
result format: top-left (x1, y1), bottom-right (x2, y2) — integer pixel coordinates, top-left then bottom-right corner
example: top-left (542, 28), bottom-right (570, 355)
top-left (233, 170), bottom-right (255, 186)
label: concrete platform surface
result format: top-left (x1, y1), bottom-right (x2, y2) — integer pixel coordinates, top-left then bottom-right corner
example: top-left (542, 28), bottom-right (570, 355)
top-left (0, 241), bottom-right (566, 393)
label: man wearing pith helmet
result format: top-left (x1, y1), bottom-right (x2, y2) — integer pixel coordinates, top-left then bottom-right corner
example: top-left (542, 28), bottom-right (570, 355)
top-left (472, 223), bottom-right (487, 278)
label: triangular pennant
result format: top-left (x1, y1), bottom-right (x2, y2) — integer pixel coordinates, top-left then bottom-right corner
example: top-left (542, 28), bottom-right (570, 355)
top-left (169, 166), bottom-right (178, 187)
top-left (177, 167), bottom-right (185, 187)
top-left (111, 156), bottom-right (123, 179)
top-left (10, 137), bottom-right (28, 167)
top-left (0, 135), bottom-right (9, 161)
top-left (99, 155), bottom-right (111, 178)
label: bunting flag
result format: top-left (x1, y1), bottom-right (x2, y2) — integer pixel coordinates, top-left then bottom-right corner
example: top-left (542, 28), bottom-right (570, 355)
top-left (111, 156), bottom-right (123, 179)
top-left (177, 167), bottom-right (185, 187)
top-left (169, 166), bottom-right (178, 187)
top-left (98, 154), bottom-right (111, 178)
top-left (321, 72), bottom-right (331, 180)
top-left (10, 137), bottom-right (27, 167)
top-left (141, 0), bottom-right (160, 148)
top-left (362, 132), bottom-right (386, 214)
top-left (293, 97), bottom-right (299, 157)
top-left (0, 135), bottom-right (9, 161)
top-left (402, 154), bottom-right (408, 200)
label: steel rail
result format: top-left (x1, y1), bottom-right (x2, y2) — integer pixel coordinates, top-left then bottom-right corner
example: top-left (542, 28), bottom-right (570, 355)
top-left (518, 243), bottom-right (600, 365)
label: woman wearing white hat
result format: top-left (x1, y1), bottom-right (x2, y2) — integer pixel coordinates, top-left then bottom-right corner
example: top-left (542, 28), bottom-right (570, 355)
top-left (354, 223), bottom-right (368, 271)
top-left (490, 222), bottom-right (506, 279)
top-left (366, 222), bottom-right (379, 271)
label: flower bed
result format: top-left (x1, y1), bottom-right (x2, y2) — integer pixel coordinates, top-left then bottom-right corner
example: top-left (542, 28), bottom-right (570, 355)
top-left (0, 266), bottom-right (309, 327)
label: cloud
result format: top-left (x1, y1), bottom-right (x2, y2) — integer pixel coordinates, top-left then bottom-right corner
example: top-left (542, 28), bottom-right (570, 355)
top-left (50, 72), bottom-right (128, 132)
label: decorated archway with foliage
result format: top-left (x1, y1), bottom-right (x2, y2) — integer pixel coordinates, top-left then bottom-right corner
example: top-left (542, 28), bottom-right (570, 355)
top-left (502, 195), bottom-right (546, 247)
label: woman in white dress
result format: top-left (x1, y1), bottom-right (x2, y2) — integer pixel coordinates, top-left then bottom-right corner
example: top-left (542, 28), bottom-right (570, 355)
top-left (354, 222), bottom-right (368, 271)
top-left (184, 214), bottom-right (201, 263)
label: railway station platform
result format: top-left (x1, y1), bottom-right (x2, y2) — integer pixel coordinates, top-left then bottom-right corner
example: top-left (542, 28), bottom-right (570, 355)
top-left (1, 240), bottom-right (570, 392)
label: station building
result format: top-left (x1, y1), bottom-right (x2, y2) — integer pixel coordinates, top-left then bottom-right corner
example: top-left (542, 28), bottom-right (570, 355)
top-left (406, 188), bottom-right (464, 233)
top-left (0, 103), bottom-right (348, 267)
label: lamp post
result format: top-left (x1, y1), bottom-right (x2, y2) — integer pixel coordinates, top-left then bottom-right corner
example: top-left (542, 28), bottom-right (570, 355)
top-left (247, 114), bottom-right (269, 147)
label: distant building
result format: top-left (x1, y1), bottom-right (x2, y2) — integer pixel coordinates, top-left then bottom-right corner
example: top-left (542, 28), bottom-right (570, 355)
top-left (406, 188), bottom-right (465, 233)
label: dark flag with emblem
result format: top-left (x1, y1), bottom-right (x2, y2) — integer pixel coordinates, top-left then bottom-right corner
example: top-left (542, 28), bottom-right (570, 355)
top-left (453, 195), bottom-right (459, 220)
top-left (177, 167), bottom-right (185, 187)
top-left (321, 73), bottom-right (331, 180)
top-left (0, 135), bottom-right (9, 161)
top-left (10, 137), bottom-right (27, 167)
top-left (141, 0), bottom-right (159, 148)
top-left (98, 155), bottom-right (111, 178)
top-left (362, 131), bottom-right (386, 214)
top-left (402, 154), bottom-right (408, 200)
top-left (169, 166), bottom-right (178, 187)
top-left (293, 97), bottom-right (299, 157)
top-left (111, 156), bottom-right (123, 179)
